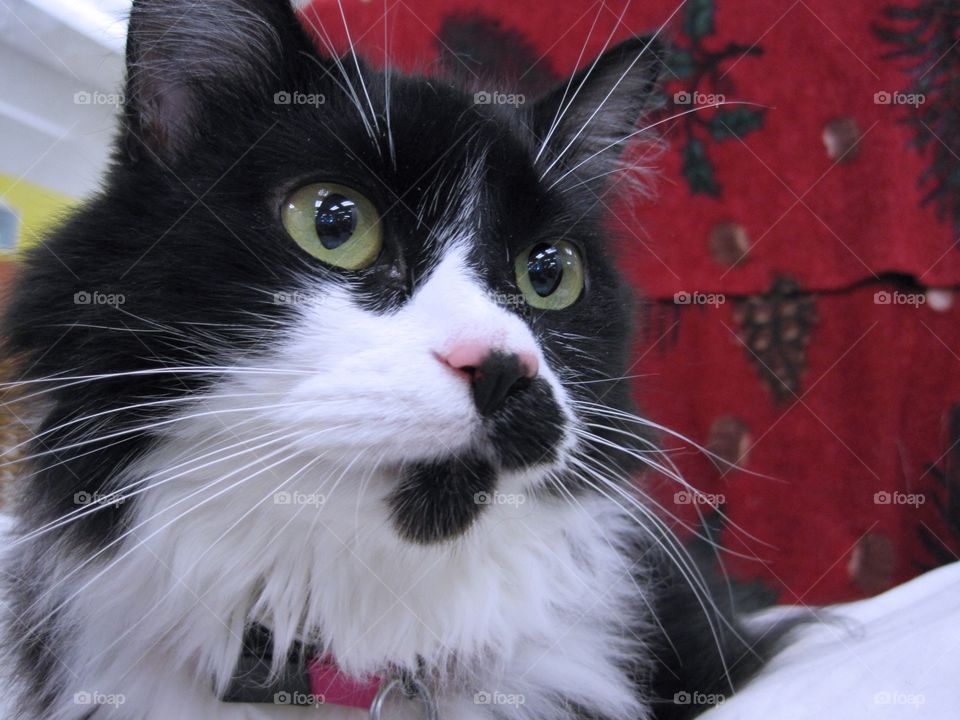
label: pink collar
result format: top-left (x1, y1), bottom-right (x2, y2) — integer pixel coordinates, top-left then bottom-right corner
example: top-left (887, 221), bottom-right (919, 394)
top-left (308, 655), bottom-right (382, 709)
top-left (218, 624), bottom-right (435, 715)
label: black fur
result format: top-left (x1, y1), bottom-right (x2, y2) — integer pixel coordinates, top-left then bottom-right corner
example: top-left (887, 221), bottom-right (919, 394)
top-left (391, 455), bottom-right (496, 544)
top-left (1, 1), bottom-right (795, 717)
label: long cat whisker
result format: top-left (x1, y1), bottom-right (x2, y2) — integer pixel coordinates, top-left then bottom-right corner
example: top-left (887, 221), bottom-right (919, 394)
top-left (533, 0), bottom-right (612, 162)
top-left (546, 101), bottom-right (771, 188)
top-left (539, 3), bottom-right (686, 179)
top-left (19, 432), bottom-right (334, 638)
top-left (70, 447), bottom-right (335, 675)
top-left (9, 425), bottom-right (297, 548)
top-left (334, 0), bottom-right (381, 140)
top-left (571, 448), bottom-right (768, 562)
top-left (572, 423), bottom-right (778, 551)
top-left (562, 456), bottom-right (738, 678)
top-left (543, 470), bottom-right (703, 663)
top-left (573, 400), bottom-right (781, 482)
top-left (298, 15), bottom-right (377, 142)
top-left (0, 365), bottom-right (314, 395)
top-left (563, 455), bottom-right (770, 683)
top-left (2, 391), bottom-right (291, 458)
top-left (0, 399), bottom-right (327, 470)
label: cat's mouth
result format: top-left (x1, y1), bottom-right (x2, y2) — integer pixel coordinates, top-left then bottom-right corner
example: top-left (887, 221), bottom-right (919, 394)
top-left (385, 377), bottom-right (568, 544)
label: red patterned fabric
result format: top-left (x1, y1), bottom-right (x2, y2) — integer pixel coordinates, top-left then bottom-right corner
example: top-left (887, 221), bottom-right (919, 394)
top-left (301, 0), bottom-right (960, 603)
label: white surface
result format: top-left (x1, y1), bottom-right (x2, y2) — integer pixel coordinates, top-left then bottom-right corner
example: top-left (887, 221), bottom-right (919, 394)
top-left (703, 561), bottom-right (960, 718)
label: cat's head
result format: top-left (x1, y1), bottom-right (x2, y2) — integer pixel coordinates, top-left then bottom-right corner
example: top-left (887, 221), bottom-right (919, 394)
top-left (5, 0), bottom-right (663, 545)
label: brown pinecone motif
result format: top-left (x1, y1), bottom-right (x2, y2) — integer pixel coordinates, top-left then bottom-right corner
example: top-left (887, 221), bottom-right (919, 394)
top-left (733, 275), bottom-right (817, 401)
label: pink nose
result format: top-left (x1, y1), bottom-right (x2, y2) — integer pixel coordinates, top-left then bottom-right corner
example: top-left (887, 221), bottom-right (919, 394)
top-left (444, 341), bottom-right (539, 379)
top-left (437, 341), bottom-right (539, 416)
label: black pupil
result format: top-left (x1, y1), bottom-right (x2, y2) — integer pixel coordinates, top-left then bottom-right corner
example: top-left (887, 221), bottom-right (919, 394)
top-left (527, 244), bottom-right (563, 297)
top-left (314, 193), bottom-right (358, 250)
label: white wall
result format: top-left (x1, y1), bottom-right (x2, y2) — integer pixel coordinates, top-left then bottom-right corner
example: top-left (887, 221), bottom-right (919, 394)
top-left (1, 0), bottom-right (314, 199)
top-left (0, 0), bottom-right (128, 198)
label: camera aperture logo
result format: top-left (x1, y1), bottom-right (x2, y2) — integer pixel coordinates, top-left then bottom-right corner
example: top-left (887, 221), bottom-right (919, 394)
top-left (873, 290), bottom-right (925, 308)
top-left (474, 690), bottom-right (526, 706)
top-left (74, 290), bottom-right (125, 308)
top-left (874, 691), bottom-right (925, 706)
top-left (274, 691), bottom-right (325, 707)
top-left (874, 90), bottom-right (925, 108)
top-left (274, 91), bottom-right (326, 107)
top-left (873, 490), bottom-right (925, 508)
top-left (674, 291), bottom-right (725, 307)
top-left (474, 91), bottom-right (526, 107)
top-left (73, 691), bottom-right (126, 708)
top-left (673, 691), bottom-right (726, 706)
top-left (74, 491), bottom-right (125, 508)
top-left (488, 291), bottom-right (526, 309)
top-left (474, 490), bottom-right (525, 507)
top-left (74, 91), bottom-right (124, 107)
top-left (673, 90), bottom-right (725, 106)
top-left (674, 489), bottom-right (726, 507)
top-left (274, 490), bottom-right (326, 508)
top-left (273, 290), bottom-right (321, 306)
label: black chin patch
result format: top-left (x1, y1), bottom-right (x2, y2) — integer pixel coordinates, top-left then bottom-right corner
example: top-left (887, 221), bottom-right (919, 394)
top-left (389, 455), bottom-right (496, 544)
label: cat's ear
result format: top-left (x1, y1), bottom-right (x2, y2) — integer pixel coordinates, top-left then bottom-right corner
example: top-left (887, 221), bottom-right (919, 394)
top-left (533, 36), bottom-right (665, 191)
top-left (123, 0), bottom-right (315, 165)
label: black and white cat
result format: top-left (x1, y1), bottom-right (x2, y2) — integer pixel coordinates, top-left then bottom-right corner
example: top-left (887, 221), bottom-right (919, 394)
top-left (1, 1), bottom-right (793, 718)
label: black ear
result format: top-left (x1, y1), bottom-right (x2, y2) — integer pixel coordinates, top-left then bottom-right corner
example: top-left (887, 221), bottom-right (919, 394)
top-left (534, 36), bottom-right (665, 190)
top-left (123, 0), bottom-right (314, 165)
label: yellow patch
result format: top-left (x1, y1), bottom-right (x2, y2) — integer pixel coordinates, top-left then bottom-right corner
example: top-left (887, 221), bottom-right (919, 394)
top-left (0, 173), bottom-right (76, 256)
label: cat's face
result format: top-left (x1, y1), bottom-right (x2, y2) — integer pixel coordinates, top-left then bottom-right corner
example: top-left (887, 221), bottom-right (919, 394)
top-left (6, 0), bottom-right (662, 545)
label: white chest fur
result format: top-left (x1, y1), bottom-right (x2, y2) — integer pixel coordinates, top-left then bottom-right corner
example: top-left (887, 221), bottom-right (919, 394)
top-left (43, 433), bottom-right (650, 720)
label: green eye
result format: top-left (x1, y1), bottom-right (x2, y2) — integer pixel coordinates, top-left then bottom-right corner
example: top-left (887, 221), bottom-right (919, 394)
top-left (515, 241), bottom-right (585, 310)
top-left (281, 183), bottom-right (382, 270)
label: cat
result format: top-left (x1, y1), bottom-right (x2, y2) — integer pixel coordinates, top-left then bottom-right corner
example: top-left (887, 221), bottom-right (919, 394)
top-left (1, 1), bottom-right (794, 718)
